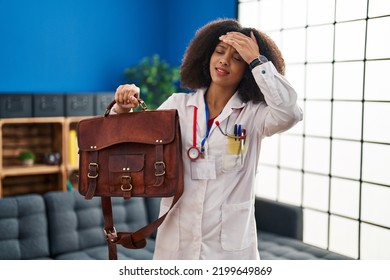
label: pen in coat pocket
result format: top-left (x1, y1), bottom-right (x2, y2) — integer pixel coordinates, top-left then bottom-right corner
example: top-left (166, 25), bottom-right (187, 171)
top-left (240, 128), bottom-right (244, 164)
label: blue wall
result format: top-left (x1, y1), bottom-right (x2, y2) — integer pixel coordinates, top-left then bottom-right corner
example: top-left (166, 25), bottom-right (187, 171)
top-left (0, 0), bottom-right (236, 93)
top-left (164, 0), bottom-right (237, 66)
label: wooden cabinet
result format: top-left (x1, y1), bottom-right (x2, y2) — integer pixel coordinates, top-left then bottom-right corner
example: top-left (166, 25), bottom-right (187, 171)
top-left (0, 117), bottom-right (88, 197)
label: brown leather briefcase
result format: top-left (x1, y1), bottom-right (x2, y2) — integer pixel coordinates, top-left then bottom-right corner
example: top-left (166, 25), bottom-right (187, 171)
top-left (77, 99), bottom-right (183, 259)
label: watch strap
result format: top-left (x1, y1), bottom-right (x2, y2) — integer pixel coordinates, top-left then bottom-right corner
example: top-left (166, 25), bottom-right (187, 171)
top-left (249, 55), bottom-right (268, 70)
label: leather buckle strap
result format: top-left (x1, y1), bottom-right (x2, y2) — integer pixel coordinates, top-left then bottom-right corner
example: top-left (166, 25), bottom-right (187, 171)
top-left (104, 227), bottom-right (118, 242)
top-left (101, 197), bottom-right (118, 260)
top-left (154, 161), bottom-right (166, 176)
top-left (120, 176), bottom-right (133, 191)
top-left (87, 163), bottom-right (99, 178)
top-left (121, 175), bottom-right (132, 199)
top-left (85, 151), bottom-right (98, 200)
top-left (99, 150), bottom-right (184, 260)
top-left (154, 145), bottom-right (165, 186)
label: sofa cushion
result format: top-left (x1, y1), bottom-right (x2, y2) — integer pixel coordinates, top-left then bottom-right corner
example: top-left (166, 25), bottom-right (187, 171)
top-left (0, 194), bottom-right (51, 259)
top-left (44, 191), bottom-right (155, 259)
top-left (258, 231), bottom-right (352, 260)
top-left (54, 241), bottom-right (155, 260)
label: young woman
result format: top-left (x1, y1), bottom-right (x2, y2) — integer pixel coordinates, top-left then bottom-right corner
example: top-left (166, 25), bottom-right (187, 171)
top-left (111, 19), bottom-right (303, 259)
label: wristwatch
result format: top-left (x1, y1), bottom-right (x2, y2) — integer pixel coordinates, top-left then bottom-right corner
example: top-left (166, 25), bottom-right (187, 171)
top-left (249, 55), bottom-right (268, 70)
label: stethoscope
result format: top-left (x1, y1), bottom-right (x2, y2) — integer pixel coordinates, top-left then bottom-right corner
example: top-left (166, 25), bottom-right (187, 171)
top-left (187, 104), bottom-right (210, 161)
top-left (187, 100), bottom-right (244, 161)
top-left (187, 108), bottom-right (201, 160)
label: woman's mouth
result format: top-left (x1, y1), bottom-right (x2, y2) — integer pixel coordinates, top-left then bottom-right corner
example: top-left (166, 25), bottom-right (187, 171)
top-left (215, 67), bottom-right (230, 75)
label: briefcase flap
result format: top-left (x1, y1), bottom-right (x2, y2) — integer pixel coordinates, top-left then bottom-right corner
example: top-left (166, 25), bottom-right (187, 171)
top-left (77, 109), bottom-right (179, 151)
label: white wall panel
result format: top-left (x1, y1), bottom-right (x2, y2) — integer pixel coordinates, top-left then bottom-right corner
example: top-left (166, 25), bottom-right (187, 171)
top-left (333, 62), bottom-right (364, 101)
top-left (331, 140), bottom-right (361, 179)
top-left (335, 21), bottom-right (366, 61)
top-left (332, 102), bottom-right (362, 140)
top-left (304, 137), bottom-right (330, 174)
top-left (239, 0), bottom-right (390, 260)
top-left (279, 169), bottom-right (302, 206)
top-left (330, 178), bottom-right (360, 219)
top-left (361, 223), bottom-right (390, 259)
top-left (362, 143), bottom-right (390, 185)
top-left (364, 102), bottom-right (390, 143)
top-left (329, 215), bottom-right (359, 259)
top-left (303, 209), bottom-right (329, 249)
top-left (303, 173), bottom-right (329, 211)
top-left (361, 183), bottom-right (390, 228)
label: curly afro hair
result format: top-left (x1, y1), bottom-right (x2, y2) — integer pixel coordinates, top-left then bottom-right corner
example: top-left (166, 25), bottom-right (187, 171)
top-left (180, 18), bottom-right (285, 104)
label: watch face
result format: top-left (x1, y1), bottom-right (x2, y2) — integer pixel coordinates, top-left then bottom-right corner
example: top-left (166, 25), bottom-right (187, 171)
top-left (187, 147), bottom-right (200, 160)
top-left (259, 55), bottom-right (268, 63)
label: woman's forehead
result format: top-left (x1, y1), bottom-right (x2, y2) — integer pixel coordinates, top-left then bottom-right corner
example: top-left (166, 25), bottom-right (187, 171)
top-left (215, 42), bottom-right (239, 53)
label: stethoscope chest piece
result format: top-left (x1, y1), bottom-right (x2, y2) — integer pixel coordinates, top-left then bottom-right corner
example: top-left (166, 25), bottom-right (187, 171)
top-left (187, 146), bottom-right (201, 160)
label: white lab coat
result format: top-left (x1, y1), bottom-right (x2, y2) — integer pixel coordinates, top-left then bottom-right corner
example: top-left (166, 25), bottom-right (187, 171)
top-left (154, 62), bottom-right (303, 259)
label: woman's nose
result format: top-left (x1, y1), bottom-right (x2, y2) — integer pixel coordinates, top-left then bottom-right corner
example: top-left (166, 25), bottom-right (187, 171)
top-left (219, 59), bottom-right (229, 66)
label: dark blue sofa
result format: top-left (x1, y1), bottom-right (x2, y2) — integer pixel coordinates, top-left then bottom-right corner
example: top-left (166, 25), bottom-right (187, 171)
top-left (0, 191), bottom-right (352, 260)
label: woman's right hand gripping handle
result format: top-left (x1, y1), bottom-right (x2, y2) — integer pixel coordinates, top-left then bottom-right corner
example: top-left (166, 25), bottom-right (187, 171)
top-left (113, 84), bottom-right (140, 114)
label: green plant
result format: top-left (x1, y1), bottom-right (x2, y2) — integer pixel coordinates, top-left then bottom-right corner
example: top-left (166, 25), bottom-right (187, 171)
top-left (19, 150), bottom-right (36, 161)
top-left (123, 54), bottom-right (180, 109)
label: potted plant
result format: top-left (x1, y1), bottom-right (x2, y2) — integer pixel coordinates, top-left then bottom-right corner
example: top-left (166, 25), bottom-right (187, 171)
top-left (123, 54), bottom-right (181, 109)
top-left (19, 150), bottom-right (36, 166)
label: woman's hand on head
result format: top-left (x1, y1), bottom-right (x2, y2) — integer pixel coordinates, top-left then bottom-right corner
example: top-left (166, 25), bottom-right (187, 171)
top-left (219, 31), bottom-right (260, 64)
top-left (114, 84), bottom-right (140, 112)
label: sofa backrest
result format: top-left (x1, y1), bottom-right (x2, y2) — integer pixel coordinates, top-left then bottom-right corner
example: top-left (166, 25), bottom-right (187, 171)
top-left (0, 194), bottom-right (51, 260)
top-left (44, 191), bottom-right (104, 257)
top-left (43, 191), bottom-right (161, 258)
top-left (255, 197), bottom-right (303, 240)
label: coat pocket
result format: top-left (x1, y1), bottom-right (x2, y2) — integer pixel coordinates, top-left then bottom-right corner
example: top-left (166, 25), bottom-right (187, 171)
top-left (222, 137), bottom-right (246, 172)
top-left (221, 200), bottom-right (256, 251)
top-left (155, 198), bottom-right (180, 252)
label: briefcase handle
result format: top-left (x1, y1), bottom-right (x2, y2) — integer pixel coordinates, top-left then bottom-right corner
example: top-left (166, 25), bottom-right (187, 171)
top-left (104, 98), bottom-right (148, 117)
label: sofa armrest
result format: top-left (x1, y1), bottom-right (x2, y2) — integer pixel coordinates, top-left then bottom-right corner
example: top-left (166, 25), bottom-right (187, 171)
top-left (255, 197), bottom-right (303, 240)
